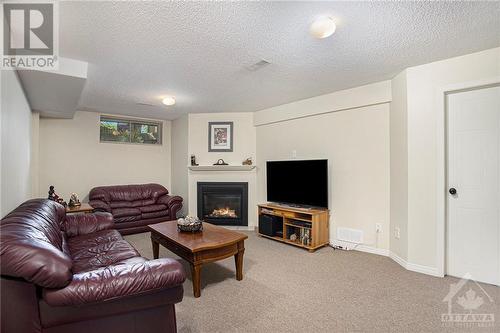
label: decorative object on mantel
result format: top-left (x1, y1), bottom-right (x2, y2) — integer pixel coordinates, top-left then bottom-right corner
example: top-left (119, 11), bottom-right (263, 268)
top-left (242, 157), bottom-right (253, 165)
top-left (190, 154), bottom-right (199, 166)
top-left (208, 121), bottom-right (233, 152)
top-left (213, 158), bottom-right (229, 166)
top-left (47, 185), bottom-right (66, 206)
top-left (177, 216), bottom-right (203, 232)
top-left (68, 193), bottom-right (81, 207)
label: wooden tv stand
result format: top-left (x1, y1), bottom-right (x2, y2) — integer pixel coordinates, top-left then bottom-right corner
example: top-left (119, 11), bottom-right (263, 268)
top-left (257, 204), bottom-right (329, 252)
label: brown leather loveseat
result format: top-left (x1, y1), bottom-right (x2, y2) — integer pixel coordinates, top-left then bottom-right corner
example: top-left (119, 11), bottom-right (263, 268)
top-left (89, 183), bottom-right (183, 235)
top-left (0, 199), bottom-right (186, 333)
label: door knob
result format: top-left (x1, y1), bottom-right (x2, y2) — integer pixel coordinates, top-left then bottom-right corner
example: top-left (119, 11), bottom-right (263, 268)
top-left (449, 188), bottom-right (457, 195)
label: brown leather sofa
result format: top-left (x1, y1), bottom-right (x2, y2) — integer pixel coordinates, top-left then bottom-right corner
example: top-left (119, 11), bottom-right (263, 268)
top-left (89, 183), bottom-right (183, 235)
top-left (0, 199), bottom-right (186, 333)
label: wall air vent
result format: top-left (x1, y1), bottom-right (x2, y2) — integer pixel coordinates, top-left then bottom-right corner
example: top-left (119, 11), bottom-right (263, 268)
top-left (245, 59), bottom-right (271, 72)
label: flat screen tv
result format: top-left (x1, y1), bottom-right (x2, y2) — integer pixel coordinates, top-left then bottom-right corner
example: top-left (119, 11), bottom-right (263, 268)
top-left (266, 159), bottom-right (328, 209)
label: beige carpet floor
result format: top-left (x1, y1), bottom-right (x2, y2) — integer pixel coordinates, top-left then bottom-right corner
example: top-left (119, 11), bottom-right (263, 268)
top-left (125, 231), bottom-right (499, 333)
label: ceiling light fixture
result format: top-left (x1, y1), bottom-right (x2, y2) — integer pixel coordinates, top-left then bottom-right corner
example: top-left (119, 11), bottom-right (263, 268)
top-left (310, 16), bottom-right (336, 39)
top-left (162, 96), bottom-right (176, 106)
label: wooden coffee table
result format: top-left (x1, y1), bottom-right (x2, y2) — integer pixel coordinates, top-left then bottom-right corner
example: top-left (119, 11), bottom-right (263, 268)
top-left (149, 221), bottom-right (248, 298)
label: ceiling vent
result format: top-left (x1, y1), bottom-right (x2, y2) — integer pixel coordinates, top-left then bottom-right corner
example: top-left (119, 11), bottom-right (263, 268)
top-left (136, 102), bottom-right (155, 107)
top-left (245, 59), bottom-right (271, 72)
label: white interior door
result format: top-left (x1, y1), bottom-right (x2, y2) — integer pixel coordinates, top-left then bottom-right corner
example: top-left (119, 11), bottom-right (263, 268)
top-left (447, 85), bottom-right (500, 286)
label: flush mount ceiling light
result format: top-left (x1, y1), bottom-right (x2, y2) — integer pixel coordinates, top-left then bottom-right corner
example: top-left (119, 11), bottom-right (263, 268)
top-left (310, 16), bottom-right (336, 39)
top-left (162, 96), bottom-right (176, 106)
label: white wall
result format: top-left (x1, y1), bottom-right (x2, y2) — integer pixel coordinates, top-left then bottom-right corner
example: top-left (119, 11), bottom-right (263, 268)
top-left (39, 111), bottom-right (172, 202)
top-left (171, 114), bottom-right (189, 216)
top-left (254, 80), bottom-right (391, 125)
top-left (31, 112), bottom-right (40, 197)
top-left (256, 94), bottom-right (391, 251)
top-left (1, 70), bottom-right (34, 217)
top-left (188, 113), bottom-right (256, 166)
top-left (404, 47), bottom-right (500, 269)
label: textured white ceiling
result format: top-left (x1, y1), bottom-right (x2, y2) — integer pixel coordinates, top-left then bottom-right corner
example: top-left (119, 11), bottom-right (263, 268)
top-left (59, 1), bottom-right (500, 120)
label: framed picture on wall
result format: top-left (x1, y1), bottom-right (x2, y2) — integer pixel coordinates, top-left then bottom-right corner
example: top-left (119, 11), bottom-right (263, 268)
top-left (208, 122), bottom-right (233, 152)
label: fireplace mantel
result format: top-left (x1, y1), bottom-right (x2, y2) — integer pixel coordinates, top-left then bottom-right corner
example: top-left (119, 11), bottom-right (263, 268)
top-left (187, 165), bottom-right (257, 228)
top-left (188, 165), bottom-right (256, 171)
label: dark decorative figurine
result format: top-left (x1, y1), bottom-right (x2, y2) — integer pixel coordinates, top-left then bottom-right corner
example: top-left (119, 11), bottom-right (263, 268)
top-left (48, 185), bottom-right (57, 201)
top-left (47, 185), bottom-right (66, 206)
top-left (191, 155), bottom-right (199, 166)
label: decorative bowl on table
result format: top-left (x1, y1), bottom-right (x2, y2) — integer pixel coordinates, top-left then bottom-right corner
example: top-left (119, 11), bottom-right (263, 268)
top-left (177, 216), bottom-right (203, 232)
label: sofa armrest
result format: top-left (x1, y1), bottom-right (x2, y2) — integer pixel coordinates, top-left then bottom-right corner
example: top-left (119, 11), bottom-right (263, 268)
top-left (88, 199), bottom-right (111, 213)
top-left (157, 194), bottom-right (182, 206)
top-left (157, 194), bottom-right (183, 218)
top-left (62, 212), bottom-right (114, 237)
top-left (42, 258), bottom-right (185, 306)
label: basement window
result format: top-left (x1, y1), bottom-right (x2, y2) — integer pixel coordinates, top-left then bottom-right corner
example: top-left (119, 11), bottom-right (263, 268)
top-left (100, 116), bottom-right (162, 145)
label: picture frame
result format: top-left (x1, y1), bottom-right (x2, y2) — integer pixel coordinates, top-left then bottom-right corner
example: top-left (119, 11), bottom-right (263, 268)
top-left (208, 122), bottom-right (233, 152)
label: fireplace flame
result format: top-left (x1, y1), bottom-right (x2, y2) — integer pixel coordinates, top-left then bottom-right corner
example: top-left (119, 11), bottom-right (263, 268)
top-left (209, 207), bottom-right (237, 218)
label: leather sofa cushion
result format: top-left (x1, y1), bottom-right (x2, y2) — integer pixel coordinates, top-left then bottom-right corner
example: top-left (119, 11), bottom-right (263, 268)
top-left (110, 200), bottom-right (155, 209)
top-left (142, 210), bottom-right (170, 219)
top-left (110, 201), bottom-right (139, 209)
top-left (90, 184), bottom-right (169, 203)
top-left (115, 215), bottom-right (142, 223)
top-left (68, 230), bottom-right (139, 273)
top-left (62, 212), bottom-right (114, 237)
top-left (42, 258), bottom-right (186, 306)
top-left (112, 207), bottom-right (141, 218)
top-left (141, 199), bottom-right (156, 206)
top-left (67, 229), bottom-right (122, 249)
top-left (139, 204), bottom-right (167, 213)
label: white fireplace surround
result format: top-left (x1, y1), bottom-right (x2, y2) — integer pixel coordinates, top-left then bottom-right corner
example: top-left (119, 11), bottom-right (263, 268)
top-left (187, 168), bottom-right (257, 230)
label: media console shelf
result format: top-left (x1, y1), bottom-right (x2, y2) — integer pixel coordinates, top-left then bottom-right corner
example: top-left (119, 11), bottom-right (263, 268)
top-left (257, 204), bottom-right (329, 252)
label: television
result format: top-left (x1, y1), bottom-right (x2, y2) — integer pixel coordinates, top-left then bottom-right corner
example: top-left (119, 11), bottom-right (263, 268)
top-left (266, 159), bottom-right (328, 209)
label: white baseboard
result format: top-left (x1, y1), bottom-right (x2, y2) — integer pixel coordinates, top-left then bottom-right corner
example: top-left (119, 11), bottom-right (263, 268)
top-left (389, 252), bottom-right (442, 277)
top-left (406, 262), bottom-right (441, 277)
top-left (388, 251), bottom-right (407, 268)
top-left (330, 239), bottom-right (441, 277)
top-left (330, 240), bottom-right (389, 256)
top-left (356, 244), bottom-right (390, 257)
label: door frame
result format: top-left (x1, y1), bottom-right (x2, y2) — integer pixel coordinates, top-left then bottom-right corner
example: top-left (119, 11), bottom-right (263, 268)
top-left (436, 77), bottom-right (500, 278)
